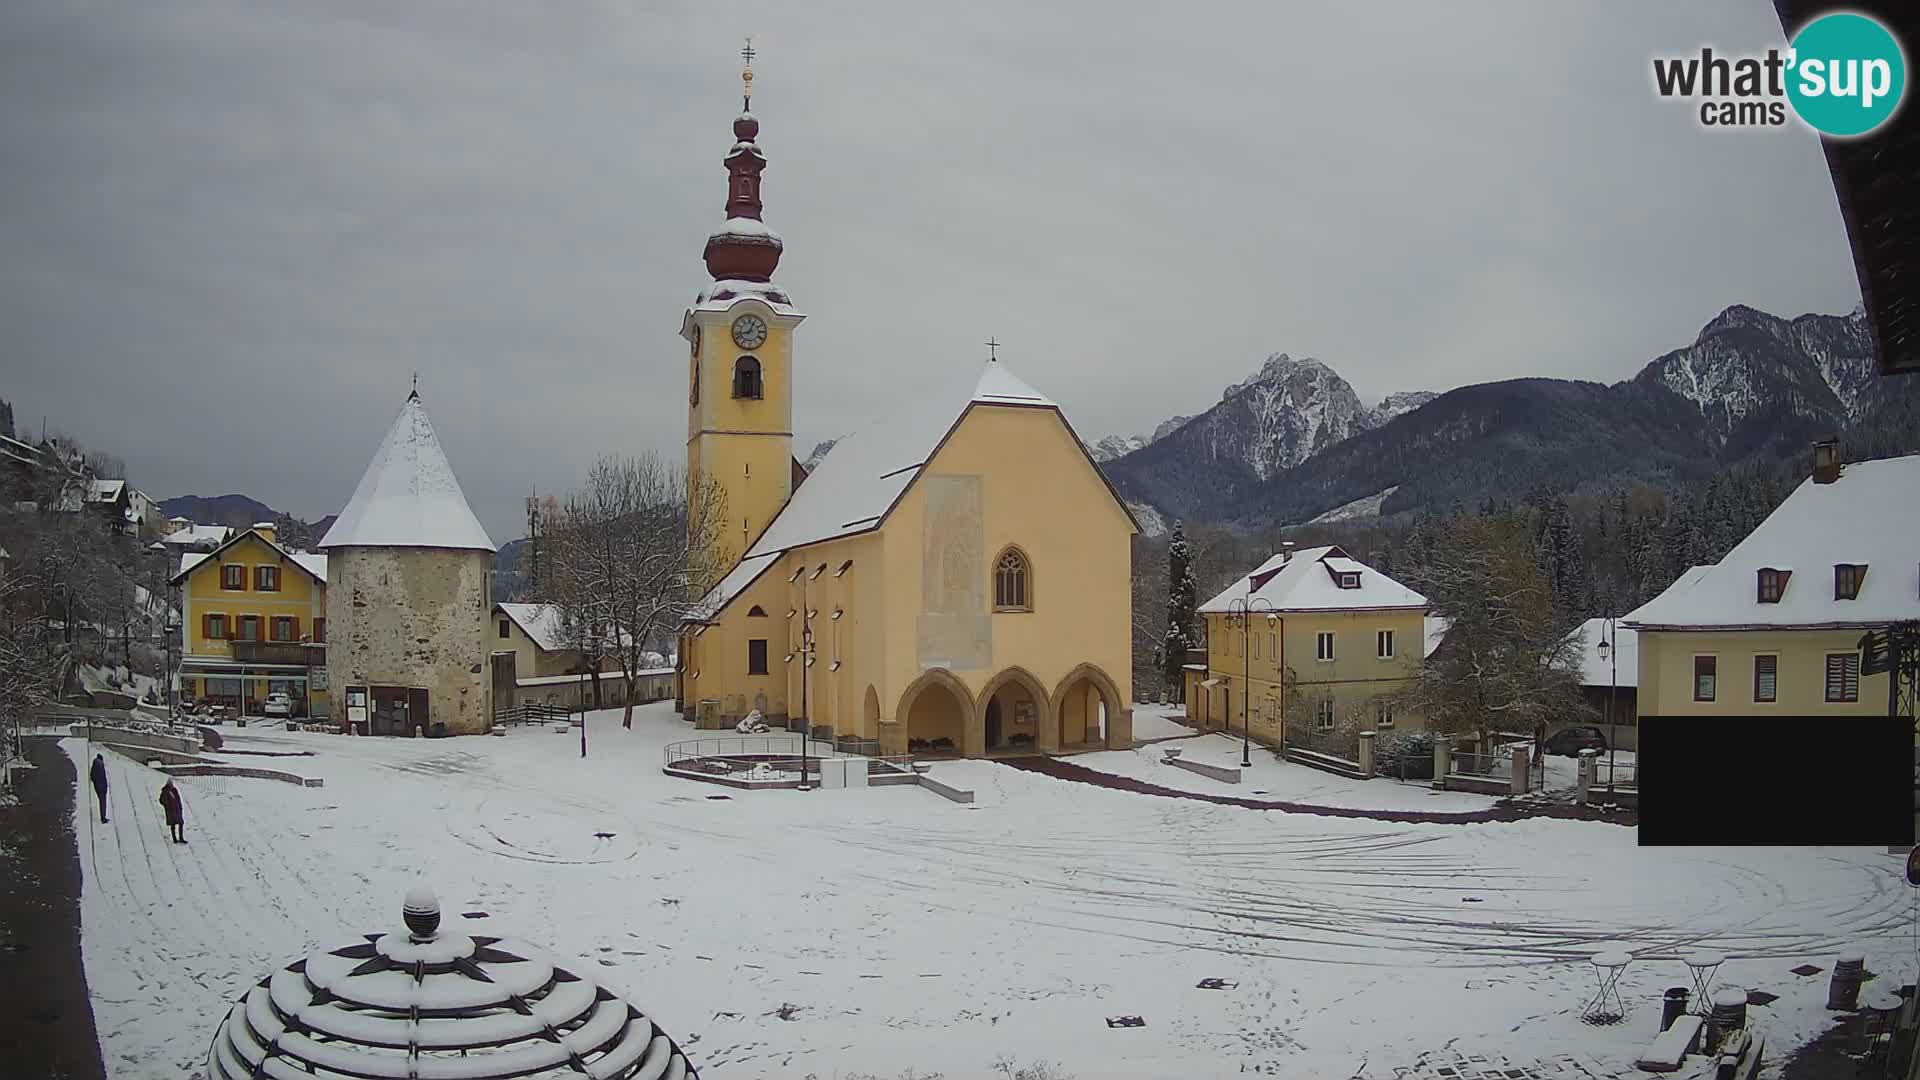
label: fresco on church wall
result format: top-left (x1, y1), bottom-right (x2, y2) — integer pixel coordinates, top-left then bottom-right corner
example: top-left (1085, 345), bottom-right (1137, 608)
top-left (917, 474), bottom-right (991, 672)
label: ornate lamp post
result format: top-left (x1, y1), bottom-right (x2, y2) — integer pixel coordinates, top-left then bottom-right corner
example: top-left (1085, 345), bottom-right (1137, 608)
top-left (1225, 597), bottom-right (1278, 769)
top-left (1596, 614), bottom-right (1618, 804)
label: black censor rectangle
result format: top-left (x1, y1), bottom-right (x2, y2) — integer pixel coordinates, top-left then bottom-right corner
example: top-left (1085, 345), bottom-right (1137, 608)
top-left (1638, 716), bottom-right (1913, 846)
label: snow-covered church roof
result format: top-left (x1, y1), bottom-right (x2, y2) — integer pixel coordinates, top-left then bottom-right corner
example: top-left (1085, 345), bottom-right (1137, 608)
top-left (691, 358), bottom-right (1130, 619)
top-left (319, 393), bottom-right (495, 553)
top-left (1624, 453), bottom-right (1920, 630)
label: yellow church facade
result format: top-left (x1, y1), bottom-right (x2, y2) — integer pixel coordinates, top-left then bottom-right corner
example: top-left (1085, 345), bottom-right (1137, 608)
top-left (675, 68), bottom-right (1135, 758)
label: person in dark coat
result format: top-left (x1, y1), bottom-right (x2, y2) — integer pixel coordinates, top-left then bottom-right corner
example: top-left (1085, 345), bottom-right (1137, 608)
top-left (89, 753), bottom-right (109, 824)
top-left (158, 779), bottom-right (185, 844)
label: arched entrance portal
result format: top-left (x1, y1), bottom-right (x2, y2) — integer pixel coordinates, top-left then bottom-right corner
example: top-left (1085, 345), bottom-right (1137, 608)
top-left (978, 668), bottom-right (1050, 753)
top-left (1052, 664), bottom-right (1125, 750)
top-left (898, 669), bottom-right (974, 757)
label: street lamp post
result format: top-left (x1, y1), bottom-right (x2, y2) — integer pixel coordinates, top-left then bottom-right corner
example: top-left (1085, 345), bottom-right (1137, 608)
top-left (578, 666), bottom-right (588, 759)
top-left (1596, 614), bottom-right (1617, 804)
top-left (164, 621), bottom-right (180, 720)
top-left (1226, 597), bottom-right (1278, 769)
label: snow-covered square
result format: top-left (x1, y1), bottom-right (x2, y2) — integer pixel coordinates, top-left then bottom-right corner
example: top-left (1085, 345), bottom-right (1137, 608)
top-left (66, 705), bottom-right (1909, 1079)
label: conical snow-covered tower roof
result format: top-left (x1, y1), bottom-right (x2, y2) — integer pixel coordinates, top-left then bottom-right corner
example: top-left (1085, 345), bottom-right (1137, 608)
top-left (318, 391), bottom-right (496, 552)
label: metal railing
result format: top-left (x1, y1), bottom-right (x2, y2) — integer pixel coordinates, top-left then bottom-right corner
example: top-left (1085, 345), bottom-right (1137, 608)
top-left (661, 735), bottom-right (916, 779)
top-left (1592, 758), bottom-right (1638, 790)
top-left (1284, 726), bottom-right (1361, 762)
top-left (493, 703), bottom-right (570, 727)
top-left (1450, 751), bottom-right (1507, 778)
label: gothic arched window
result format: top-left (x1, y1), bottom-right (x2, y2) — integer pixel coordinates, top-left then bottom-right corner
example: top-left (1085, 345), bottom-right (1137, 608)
top-left (733, 356), bottom-right (763, 400)
top-left (993, 547), bottom-right (1031, 612)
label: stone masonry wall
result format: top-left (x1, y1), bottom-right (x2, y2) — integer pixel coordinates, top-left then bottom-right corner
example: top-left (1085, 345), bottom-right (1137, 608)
top-left (326, 546), bottom-right (492, 735)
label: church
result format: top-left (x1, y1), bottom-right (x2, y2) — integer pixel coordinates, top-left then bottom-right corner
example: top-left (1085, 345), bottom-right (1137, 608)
top-left (676, 54), bottom-right (1136, 758)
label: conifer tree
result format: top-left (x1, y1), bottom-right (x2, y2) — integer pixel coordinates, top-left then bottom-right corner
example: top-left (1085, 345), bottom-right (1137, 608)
top-left (1160, 521), bottom-right (1199, 701)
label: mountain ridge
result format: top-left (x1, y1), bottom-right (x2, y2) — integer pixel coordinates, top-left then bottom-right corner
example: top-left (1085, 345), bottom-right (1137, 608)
top-left (1102, 303), bottom-right (1911, 528)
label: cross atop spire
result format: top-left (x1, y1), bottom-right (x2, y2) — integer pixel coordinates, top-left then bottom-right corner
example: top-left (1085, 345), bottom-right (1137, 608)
top-left (985, 337), bottom-right (1002, 362)
top-left (409, 372), bottom-right (419, 400)
top-left (741, 36), bottom-right (755, 109)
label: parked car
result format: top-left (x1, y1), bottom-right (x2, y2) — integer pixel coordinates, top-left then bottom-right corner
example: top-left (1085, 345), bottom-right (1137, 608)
top-left (263, 693), bottom-right (294, 718)
top-left (1543, 725), bottom-right (1609, 756)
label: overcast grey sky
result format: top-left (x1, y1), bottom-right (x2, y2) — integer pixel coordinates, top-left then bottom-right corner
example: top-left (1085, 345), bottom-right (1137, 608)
top-left (0, 1), bottom-right (1864, 542)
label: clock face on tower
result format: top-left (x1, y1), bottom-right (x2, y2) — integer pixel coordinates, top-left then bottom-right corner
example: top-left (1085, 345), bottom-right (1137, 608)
top-left (731, 314), bottom-right (769, 350)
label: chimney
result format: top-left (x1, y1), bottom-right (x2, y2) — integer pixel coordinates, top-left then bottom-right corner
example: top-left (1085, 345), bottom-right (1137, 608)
top-left (252, 520), bottom-right (277, 545)
top-left (1811, 438), bottom-right (1842, 484)
top-left (1282, 540), bottom-right (1295, 563)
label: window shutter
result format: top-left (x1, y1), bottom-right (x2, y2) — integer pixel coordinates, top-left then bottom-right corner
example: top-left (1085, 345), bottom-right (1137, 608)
top-left (1753, 655), bottom-right (1777, 702)
top-left (202, 613), bottom-right (212, 640)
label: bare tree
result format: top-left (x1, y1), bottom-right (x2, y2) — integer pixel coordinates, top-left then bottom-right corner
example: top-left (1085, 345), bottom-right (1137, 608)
top-left (1397, 515), bottom-right (1585, 747)
top-left (541, 456), bottom-right (732, 729)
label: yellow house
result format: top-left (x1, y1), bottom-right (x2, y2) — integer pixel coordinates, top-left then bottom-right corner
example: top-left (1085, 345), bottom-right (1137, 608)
top-left (1189, 545), bottom-right (1430, 755)
top-left (1625, 447), bottom-right (1918, 721)
top-left (490, 603), bottom-right (672, 712)
top-left (675, 84), bottom-right (1137, 757)
top-left (171, 523), bottom-right (329, 718)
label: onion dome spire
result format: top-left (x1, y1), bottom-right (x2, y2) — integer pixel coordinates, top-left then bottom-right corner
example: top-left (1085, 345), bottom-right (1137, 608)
top-left (703, 37), bottom-right (784, 283)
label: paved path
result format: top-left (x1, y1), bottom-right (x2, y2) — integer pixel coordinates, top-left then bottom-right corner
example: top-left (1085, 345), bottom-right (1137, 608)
top-left (0, 737), bottom-right (107, 1079)
top-left (1003, 755), bottom-right (1637, 826)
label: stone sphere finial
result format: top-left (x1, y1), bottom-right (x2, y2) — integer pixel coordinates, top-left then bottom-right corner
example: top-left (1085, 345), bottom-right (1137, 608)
top-left (403, 884), bottom-right (440, 940)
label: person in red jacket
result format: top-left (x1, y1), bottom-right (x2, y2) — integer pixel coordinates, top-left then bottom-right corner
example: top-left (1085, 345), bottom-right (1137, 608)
top-left (158, 779), bottom-right (185, 844)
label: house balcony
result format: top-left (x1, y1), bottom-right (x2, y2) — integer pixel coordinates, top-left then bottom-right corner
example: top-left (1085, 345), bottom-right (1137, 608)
top-left (229, 640), bottom-right (325, 666)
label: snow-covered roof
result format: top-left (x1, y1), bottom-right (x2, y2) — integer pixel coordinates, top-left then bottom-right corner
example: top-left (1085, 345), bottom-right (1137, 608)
top-left (694, 278), bottom-right (798, 314)
top-left (162, 523), bottom-right (232, 548)
top-left (1200, 546), bottom-right (1427, 613)
top-left (709, 217), bottom-right (782, 243)
top-left (318, 393), bottom-right (495, 552)
top-left (743, 360), bottom-right (1055, 560)
top-left (1624, 454), bottom-right (1920, 630)
top-left (1424, 615), bottom-right (1451, 658)
top-left (89, 478), bottom-right (126, 501)
top-left (689, 552), bottom-right (780, 622)
top-left (495, 603), bottom-right (629, 653)
top-left (176, 533), bottom-right (327, 585)
top-left (687, 358), bottom-right (1127, 623)
top-left (1561, 618), bottom-right (1638, 688)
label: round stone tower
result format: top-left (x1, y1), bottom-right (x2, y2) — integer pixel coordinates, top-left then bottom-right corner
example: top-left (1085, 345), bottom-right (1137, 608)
top-left (318, 390), bottom-right (497, 736)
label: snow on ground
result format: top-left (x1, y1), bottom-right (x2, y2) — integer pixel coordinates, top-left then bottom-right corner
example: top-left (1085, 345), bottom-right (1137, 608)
top-left (66, 705), bottom-right (1911, 1080)
top-left (1128, 702), bottom-right (1195, 742)
top-left (1069, 732), bottom-right (1502, 813)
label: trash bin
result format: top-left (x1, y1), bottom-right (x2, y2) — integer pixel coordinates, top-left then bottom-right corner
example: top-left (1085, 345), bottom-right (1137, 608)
top-left (1662, 987), bottom-right (1691, 1031)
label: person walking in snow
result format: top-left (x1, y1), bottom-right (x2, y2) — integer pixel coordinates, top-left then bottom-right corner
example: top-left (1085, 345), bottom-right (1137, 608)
top-left (158, 779), bottom-right (185, 844)
top-left (89, 753), bottom-right (109, 824)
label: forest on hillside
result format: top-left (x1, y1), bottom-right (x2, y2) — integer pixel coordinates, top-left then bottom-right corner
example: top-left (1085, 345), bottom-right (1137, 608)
top-left (1128, 391), bottom-right (1920, 700)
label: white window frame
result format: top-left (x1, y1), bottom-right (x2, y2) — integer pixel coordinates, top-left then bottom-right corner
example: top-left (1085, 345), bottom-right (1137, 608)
top-left (1377, 629), bottom-right (1394, 659)
top-left (1316, 631), bottom-right (1335, 662)
top-left (1315, 698), bottom-right (1336, 730)
top-left (1374, 700), bottom-right (1394, 729)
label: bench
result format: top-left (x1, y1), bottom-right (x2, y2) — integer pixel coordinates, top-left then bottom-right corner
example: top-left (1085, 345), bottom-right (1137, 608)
top-left (1634, 1015), bottom-right (1704, 1072)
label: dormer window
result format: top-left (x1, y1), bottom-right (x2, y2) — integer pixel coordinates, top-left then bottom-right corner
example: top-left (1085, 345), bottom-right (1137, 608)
top-left (1834, 563), bottom-right (1866, 601)
top-left (1338, 573), bottom-right (1360, 590)
top-left (1756, 568), bottom-right (1790, 603)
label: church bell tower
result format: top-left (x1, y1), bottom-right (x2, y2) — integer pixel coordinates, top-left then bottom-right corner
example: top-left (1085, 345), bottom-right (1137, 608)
top-left (684, 39), bottom-right (804, 567)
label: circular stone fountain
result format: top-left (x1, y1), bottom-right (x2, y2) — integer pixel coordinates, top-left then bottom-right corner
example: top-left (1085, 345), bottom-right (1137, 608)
top-left (207, 886), bottom-right (698, 1078)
